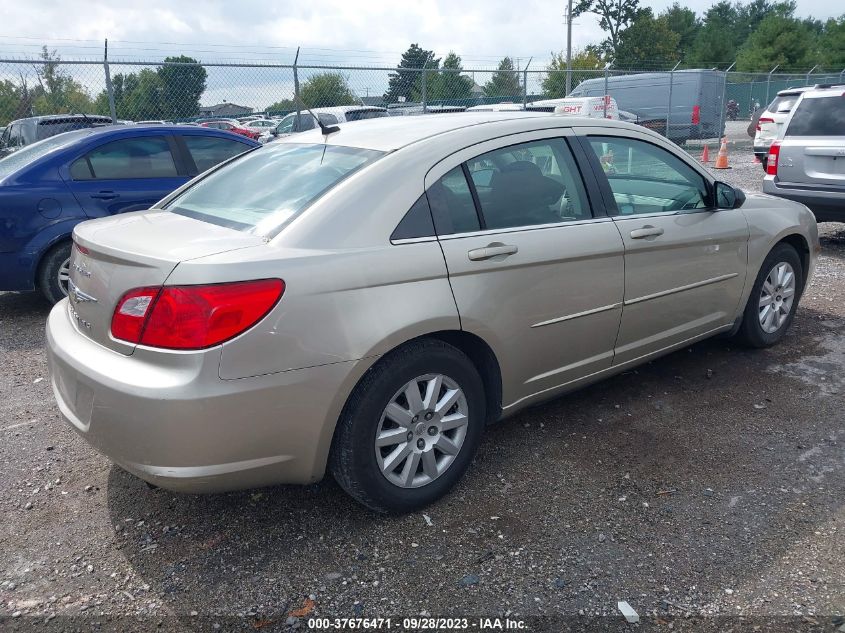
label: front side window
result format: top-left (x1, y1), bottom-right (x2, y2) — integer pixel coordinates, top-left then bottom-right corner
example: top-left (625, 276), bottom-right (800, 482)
top-left (70, 137), bottom-right (178, 180)
top-left (585, 136), bottom-right (708, 215)
top-left (466, 138), bottom-right (590, 229)
top-left (786, 96), bottom-right (845, 136)
top-left (165, 143), bottom-right (384, 235)
top-left (182, 135), bottom-right (251, 173)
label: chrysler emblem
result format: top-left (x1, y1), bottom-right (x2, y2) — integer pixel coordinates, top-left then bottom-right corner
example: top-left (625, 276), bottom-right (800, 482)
top-left (68, 279), bottom-right (98, 304)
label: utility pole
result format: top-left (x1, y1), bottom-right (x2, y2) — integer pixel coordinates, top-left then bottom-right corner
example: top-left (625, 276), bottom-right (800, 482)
top-left (565, 0), bottom-right (573, 94)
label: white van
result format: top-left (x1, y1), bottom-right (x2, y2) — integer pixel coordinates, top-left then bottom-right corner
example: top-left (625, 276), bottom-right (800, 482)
top-left (527, 96), bottom-right (620, 119)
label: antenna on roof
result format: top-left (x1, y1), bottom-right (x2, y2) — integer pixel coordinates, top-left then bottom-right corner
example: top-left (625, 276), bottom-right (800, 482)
top-left (293, 94), bottom-right (340, 136)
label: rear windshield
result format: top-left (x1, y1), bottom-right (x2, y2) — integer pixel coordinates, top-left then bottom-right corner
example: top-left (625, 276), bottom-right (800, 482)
top-left (344, 109), bottom-right (388, 122)
top-left (0, 129), bottom-right (91, 180)
top-left (786, 95), bottom-right (845, 136)
top-left (36, 118), bottom-right (111, 140)
top-left (166, 143), bottom-right (384, 234)
top-left (767, 95), bottom-right (801, 113)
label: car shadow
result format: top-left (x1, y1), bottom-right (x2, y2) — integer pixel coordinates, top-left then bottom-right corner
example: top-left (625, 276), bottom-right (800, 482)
top-left (0, 291), bottom-right (52, 351)
top-left (104, 307), bottom-right (845, 621)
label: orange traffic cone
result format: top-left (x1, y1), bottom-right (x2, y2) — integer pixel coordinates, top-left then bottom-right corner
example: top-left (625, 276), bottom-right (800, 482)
top-left (700, 144), bottom-right (710, 163)
top-left (714, 137), bottom-right (730, 169)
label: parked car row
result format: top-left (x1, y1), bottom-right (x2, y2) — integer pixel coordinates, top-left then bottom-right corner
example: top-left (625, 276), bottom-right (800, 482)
top-left (0, 125), bottom-right (259, 303)
top-left (761, 84), bottom-right (845, 222)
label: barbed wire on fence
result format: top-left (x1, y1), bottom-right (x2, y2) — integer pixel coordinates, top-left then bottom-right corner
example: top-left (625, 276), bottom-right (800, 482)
top-left (1, 51), bottom-right (844, 142)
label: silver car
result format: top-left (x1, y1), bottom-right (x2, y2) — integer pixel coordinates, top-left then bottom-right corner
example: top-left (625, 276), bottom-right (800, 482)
top-left (762, 85), bottom-right (845, 222)
top-left (47, 113), bottom-right (819, 513)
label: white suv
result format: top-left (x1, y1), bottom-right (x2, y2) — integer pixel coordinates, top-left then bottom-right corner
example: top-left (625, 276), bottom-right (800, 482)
top-left (753, 87), bottom-right (814, 168)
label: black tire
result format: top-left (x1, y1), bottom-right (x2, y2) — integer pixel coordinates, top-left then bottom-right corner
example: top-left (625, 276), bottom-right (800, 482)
top-left (761, 156), bottom-right (768, 172)
top-left (37, 241), bottom-right (72, 305)
top-left (736, 243), bottom-right (803, 348)
top-left (330, 339), bottom-right (486, 513)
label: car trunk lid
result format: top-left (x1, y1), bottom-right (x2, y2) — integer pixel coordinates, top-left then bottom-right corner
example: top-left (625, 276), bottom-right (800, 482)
top-left (68, 210), bottom-right (266, 354)
top-left (778, 139), bottom-right (845, 187)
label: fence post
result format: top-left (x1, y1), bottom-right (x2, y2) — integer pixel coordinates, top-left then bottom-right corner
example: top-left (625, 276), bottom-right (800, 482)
top-left (805, 65), bottom-right (818, 86)
top-left (840, 68), bottom-right (845, 84)
top-left (293, 47), bottom-right (301, 123)
top-left (666, 60), bottom-right (681, 140)
top-left (103, 39), bottom-right (117, 123)
top-left (522, 57), bottom-right (532, 108)
top-left (421, 65), bottom-right (427, 113)
top-left (719, 62), bottom-right (735, 139)
top-left (603, 62), bottom-right (612, 117)
top-left (765, 64), bottom-right (779, 107)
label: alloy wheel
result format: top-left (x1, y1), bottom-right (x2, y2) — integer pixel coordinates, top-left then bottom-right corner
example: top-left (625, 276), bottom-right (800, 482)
top-left (759, 261), bottom-right (795, 334)
top-left (375, 373), bottom-right (469, 488)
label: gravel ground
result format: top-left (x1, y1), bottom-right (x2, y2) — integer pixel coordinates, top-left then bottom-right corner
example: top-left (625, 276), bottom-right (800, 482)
top-left (1, 145), bottom-right (843, 632)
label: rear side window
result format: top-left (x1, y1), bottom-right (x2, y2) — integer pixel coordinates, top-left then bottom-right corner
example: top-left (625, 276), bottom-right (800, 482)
top-left (182, 135), bottom-right (250, 173)
top-left (767, 95), bottom-right (800, 113)
top-left (428, 167), bottom-right (481, 235)
top-left (466, 138), bottom-right (590, 229)
top-left (70, 137), bottom-right (179, 180)
top-left (391, 194), bottom-right (435, 241)
top-left (786, 96), bottom-right (845, 136)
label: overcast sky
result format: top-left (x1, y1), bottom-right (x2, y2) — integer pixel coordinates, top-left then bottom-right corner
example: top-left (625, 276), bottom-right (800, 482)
top-left (1, 0), bottom-right (840, 67)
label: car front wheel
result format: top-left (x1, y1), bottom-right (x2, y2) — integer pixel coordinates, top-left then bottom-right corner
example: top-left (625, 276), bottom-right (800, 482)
top-left (330, 339), bottom-right (485, 513)
top-left (737, 243), bottom-right (803, 348)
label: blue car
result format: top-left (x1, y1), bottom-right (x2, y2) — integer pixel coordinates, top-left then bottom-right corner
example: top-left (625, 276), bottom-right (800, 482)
top-left (0, 125), bottom-right (259, 303)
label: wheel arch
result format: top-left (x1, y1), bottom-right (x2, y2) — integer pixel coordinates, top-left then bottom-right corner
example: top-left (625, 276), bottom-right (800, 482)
top-left (775, 233), bottom-right (810, 288)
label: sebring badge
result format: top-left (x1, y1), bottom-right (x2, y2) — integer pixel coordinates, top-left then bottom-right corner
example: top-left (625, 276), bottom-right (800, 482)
top-left (68, 279), bottom-right (98, 304)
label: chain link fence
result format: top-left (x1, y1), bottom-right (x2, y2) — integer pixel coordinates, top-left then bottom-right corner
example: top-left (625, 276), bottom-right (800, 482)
top-left (2, 54), bottom-right (844, 142)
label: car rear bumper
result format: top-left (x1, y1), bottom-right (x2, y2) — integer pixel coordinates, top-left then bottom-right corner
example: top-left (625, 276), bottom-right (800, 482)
top-left (762, 178), bottom-right (845, 222)
top-left (46, 299), bottom-right (367, 493)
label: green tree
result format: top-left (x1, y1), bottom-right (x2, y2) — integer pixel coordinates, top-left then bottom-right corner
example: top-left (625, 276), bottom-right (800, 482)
top-left (542, 49), bottom-right (604, 97)
top-left (429, 52), bottom-right (473, 101)
top-left (120, 69), bottom-right (164, 120)
top-left (483, 57), bottom-right (522, 99)
top-left (30, 47), bottom-right (95, 115)
top-left (266, 98), bottom-right (297, 114)
top-left (573, 0), bottom-right (641, 57)
top-left (157, 55), bottom-right (207, 119)
top-left (819, 16), bottom-right (845, 68)
top-left (687, 1), bottom-right (742, 65)
top-left (300, 72), bottom-right (356, 108)
top-left (736, 14), bottom-right (817, 71)
top-left (384, 44), bottom-right (439, 103)
top-left (0, 79), bottom-right (26, 125)
top-left (615, 10), bottom-right (681, 69)
top-left (660, 3), bottom-right (700, 61)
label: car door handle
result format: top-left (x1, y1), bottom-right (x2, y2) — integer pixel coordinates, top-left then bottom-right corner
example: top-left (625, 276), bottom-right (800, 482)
top-left (467, 243), bottom-right (519, 261)
top-left (630, 226), bottom-right (664, 239)
top-left (90, 191), bottom-right (119, 200)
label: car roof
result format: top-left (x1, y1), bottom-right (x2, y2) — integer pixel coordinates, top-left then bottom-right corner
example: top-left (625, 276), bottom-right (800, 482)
top-left (776, 86), bottom-right (816, 97)
top-left (277, 111), bottom-right (634, 152)
top-left (800, 85), bottom-right (845, 98)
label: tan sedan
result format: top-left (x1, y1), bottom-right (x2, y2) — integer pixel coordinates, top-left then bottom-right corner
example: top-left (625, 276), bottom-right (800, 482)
top-left (47, 113), bottom-right (819, 512)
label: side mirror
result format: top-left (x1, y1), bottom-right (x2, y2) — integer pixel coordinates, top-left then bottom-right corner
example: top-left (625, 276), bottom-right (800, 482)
top-left (715, 181), bottom-right (745, 209)
top-left (271, 128), bottom-right (278, 136)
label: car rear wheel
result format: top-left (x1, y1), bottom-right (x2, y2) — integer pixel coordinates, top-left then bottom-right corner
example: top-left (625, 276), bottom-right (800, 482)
top-left (330, 339), bottom-right (485, 513)
top-left (737, 243), bottom-right (803, 348)
top-left (37, 241), bottom-right (72, 305)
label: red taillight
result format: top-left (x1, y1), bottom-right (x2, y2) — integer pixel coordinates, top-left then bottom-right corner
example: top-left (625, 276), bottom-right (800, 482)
top-left (766, 141), bottom-right (781, 176)
top-left (111, 279), bottom-right (284, 350)
top-left (691, 105), bottom-right (700, 125)
top-left (756, 117), bottom-right (774, 132)
top-left (73, 241), bottom-right (90, 255)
